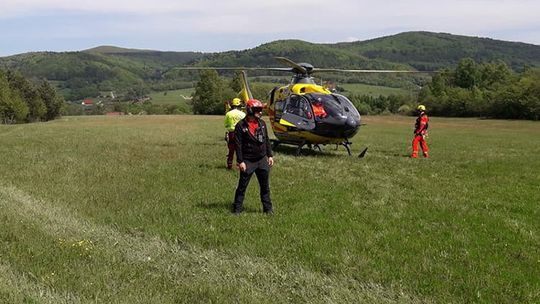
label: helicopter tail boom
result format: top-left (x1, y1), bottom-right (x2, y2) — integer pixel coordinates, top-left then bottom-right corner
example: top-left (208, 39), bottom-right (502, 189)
top-left (238, 71), bottom-right (253, 102)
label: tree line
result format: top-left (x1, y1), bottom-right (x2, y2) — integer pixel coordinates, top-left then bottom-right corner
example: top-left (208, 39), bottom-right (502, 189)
top-left (336, 59), bottom-right (540, 120)
top-left (0, 69), bottom-right (64, 124)
top-left (191, 63), bottom-right (540, 121)
top-left (190, 70), bottom-right (274, 115)
top-left (3, 58), bottom-right (539, 122)
top-left (419, 58), bottom-right (540, 120)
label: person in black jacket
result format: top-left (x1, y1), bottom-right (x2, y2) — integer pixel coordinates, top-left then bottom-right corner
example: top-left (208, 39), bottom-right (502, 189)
top-left (232, 99), bottom-right (274, 214)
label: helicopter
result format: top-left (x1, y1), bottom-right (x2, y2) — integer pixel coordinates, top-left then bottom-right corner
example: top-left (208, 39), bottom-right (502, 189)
top-left (176, 57), bottom-right (423, 156)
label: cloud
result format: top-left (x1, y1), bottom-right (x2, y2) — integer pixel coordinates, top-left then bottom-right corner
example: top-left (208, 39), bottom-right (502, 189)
top-left (0, 0), bottom-right (316, 16)
top-left (0, 0), bottom-right (539, 55)
top-left (2, 0), bottom-right (539, 34)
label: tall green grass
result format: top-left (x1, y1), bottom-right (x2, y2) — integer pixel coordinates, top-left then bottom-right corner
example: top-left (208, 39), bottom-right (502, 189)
top-left (0, 115), bottom-right (539, 303)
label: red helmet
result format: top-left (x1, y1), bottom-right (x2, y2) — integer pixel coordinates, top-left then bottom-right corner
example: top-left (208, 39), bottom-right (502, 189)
top-left (246, 99), bottom-right (264, 115)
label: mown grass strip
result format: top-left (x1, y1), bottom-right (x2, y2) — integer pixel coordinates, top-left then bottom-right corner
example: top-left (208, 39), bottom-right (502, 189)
top-left (0, 183), bottom-right (426, 303)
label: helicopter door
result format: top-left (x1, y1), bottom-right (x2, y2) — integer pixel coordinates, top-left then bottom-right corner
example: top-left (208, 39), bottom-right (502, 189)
top-left (280, 95), bottom-right (315, 130)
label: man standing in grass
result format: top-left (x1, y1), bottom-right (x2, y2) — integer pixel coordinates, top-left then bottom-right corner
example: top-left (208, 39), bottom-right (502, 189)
top-left (412, 104), bottom-right (429, 158)
top-left (224, 98), bottom-right (245, 169)
top-left (232, 99), bottom-right (274, 214)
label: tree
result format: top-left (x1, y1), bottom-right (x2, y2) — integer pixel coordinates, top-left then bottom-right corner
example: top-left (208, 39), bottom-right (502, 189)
top-left (454, 58), bottom-right (479, 89)
top-left (229, 73), bottom-right (243, 93)
top-left (38, 80), bottom-right (64, 121)
top-left (191, 70), bottom-right (234, 115)
top-left (124, 82), bottom-right (149, 101)
top-left (0, 73), bottom-right (29, 124)
top-left (6, 70), bottom-right (46, 122)
top-left (478, 61), bottom-right (513, 88)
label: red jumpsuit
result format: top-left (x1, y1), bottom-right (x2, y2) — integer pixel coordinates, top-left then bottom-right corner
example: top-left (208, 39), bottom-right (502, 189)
top-left (227, 132), bottom-right (236, 169)
top-left (412, 111), bottom-right (429, 158)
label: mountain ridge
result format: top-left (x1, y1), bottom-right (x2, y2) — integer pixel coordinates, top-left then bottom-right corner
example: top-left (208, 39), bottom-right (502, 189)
top-left (1, 31), bottom-right (539, 100)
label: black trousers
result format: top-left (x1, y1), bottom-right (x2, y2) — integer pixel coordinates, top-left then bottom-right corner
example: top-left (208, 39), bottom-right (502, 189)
top-left (233, 157), bottom-right (272, 212)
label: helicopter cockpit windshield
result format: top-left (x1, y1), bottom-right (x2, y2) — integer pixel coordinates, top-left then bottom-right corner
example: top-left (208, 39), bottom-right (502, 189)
top-left (305, 93), bottom-right (360, 122)
top-left (279, 92), bottom-right (360, 137)
top-left (303, 93), bottom-right (361, 138)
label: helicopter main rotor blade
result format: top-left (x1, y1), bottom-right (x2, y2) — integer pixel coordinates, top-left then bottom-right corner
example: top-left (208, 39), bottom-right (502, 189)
top-left (170, 67), bottom-right (292, 72)
top-left (313, 68), bottom-right (431, 74)
top-left (166, 66), bottom-right (433, 76)
top-left (274, 57), bottom-right (308, 74)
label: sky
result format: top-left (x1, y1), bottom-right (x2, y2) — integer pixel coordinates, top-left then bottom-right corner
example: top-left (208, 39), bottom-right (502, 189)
top-left (1, 0), bottom-right (540, 56)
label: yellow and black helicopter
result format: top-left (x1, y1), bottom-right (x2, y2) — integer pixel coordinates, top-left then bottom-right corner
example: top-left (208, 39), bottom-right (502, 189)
top-left (178, 57), bottom-right (421, 156)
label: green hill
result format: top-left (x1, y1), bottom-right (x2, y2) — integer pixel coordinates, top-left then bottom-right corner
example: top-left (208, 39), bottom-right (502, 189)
top-left (197, 39), bottom-right (409, 70)
top-left (84, 45), bottom-right (155, 54)
top-left (0, 49), bottom-right (204, 100)
top-left (1, 31), bottom-right (539, 101)
top-left (195, 32), bottom-right (540, 72)
top-left (334, 31), bottom-right (540, 71)
top-left (83, 46), bottom-right (206, 68)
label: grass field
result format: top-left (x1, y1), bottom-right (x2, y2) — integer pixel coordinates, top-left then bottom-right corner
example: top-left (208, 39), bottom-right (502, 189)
top-left (148, 88), bottom-right (194, 105)
top-left (1, 115), bottom-right (539, 303)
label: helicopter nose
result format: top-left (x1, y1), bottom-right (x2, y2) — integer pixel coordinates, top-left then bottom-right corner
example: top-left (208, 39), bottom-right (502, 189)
top-left (345, 117), bottom-right (358, 129)
top-left (342, 117), bottom-right (360, 138)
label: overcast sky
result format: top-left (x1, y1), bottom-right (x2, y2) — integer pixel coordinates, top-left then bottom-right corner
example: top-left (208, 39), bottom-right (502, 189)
top-left (1, 0), bottom-right (539, 56)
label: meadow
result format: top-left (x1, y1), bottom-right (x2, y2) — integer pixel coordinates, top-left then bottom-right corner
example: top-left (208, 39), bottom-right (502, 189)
top-left (146, 82), bottom-right (408, 108)
top-left (148, 88), bottom-right (194, 105)
top-left (0, 115), bottom-right (539, 303)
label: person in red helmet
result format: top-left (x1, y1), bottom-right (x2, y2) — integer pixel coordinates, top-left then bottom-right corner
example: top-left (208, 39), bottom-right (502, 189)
top-left (412, 104), bottom-right (429, 158)
top-left (232, 99), bottom-right (274, 214)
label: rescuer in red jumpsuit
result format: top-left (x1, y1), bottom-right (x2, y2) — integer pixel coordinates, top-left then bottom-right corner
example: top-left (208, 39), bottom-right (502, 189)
top-left (412, 104), bottom-right (429, 158)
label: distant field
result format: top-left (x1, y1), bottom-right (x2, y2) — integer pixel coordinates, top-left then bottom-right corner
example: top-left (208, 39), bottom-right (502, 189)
top-left (252, 81), bottom-right (411, 97)
top-left (149, 82), bottom-right (410, 106)
top-left (340, 83), bottom-right (411, 96)
top-left (1, 115), bottom-right (539, 303)
top-left (148, 88), bottom-right (194, 105)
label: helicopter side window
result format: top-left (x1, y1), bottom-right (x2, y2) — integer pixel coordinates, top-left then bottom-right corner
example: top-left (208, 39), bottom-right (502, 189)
top-left (285, 95), bottom-right (313, 120)
top-left (274, 100), bottom-right (285, 121)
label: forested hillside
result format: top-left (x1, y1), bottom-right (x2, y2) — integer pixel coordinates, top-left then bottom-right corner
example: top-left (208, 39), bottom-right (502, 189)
top-left (335, 31), bottom-right (540, 71)
top-left (0, 49), bottom-right (204, 100)
top-left (84, 46), bottom-right (205, 68)
top-left (1, 31), bottom-right (539, 120)
top-left (1, 31), bottom-right (539, 101)
top-left (198, 39), bottom-right (409, 70)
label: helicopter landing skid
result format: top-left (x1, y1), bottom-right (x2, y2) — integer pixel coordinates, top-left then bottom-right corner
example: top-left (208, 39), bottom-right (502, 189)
top-left (340, 140), bottom-right (353, 156)
top-left (271, 140), bottom-right (323, 156)
top-left (270, 139), bottom-right (304, 156)
top-left (295, 141), bottom-right (306, 156)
